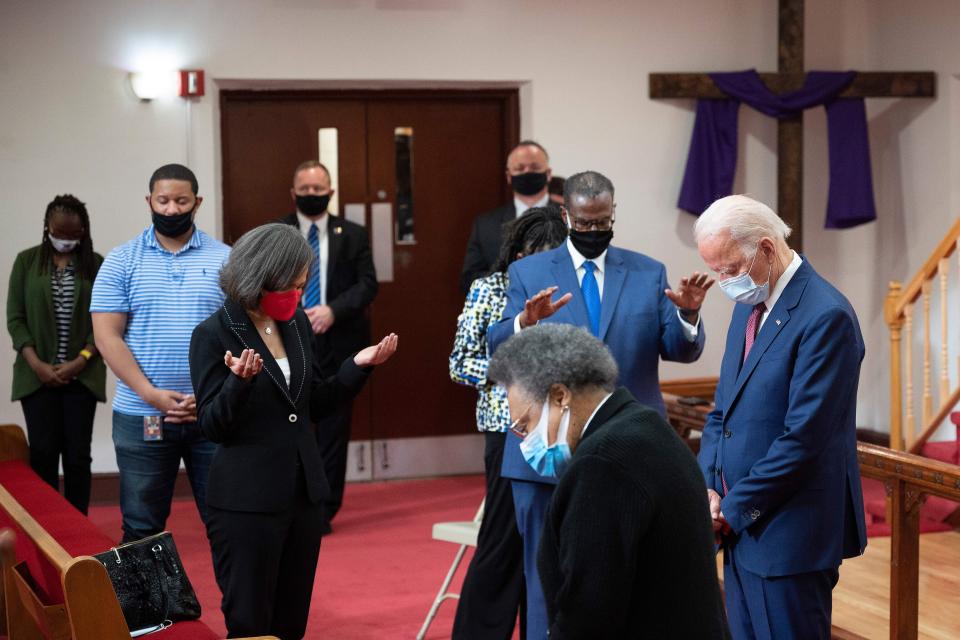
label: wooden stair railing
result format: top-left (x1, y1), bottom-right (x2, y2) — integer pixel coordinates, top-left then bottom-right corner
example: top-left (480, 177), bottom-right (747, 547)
top-left (856, 443), bottom-right (960, 640)
top-left (661, 382), bottom-right (960, 640)
top-left (885, 216), bottom-right (960, 452)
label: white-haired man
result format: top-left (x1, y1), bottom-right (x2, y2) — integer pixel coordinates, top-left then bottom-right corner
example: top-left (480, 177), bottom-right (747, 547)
top-left (694, 195), bottom-right (867, 639)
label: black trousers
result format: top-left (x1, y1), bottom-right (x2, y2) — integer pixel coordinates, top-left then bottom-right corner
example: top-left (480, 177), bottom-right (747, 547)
top-left (452, 431), bottom-right (526, 640)
top-left (19, 381), bottom-right (97, 514)
top-left (316, 401), bottom-right (354, 525)
top-left (206, 469), bottom-right (324, 640)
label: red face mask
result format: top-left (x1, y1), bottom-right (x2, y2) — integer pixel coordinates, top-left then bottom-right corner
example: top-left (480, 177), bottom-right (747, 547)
top-left (260, 289), bottom-right (302, 321)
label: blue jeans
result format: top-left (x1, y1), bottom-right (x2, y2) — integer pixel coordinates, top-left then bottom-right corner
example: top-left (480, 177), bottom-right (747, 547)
top-left (113, 411), bottom-right (216, 542)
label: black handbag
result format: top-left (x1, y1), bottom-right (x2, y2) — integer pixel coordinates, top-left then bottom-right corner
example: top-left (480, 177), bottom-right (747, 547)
top-left (93, 531), bottom-right (201, 632)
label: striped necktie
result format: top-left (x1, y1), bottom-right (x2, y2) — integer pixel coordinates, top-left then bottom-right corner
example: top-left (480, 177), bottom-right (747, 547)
top-left (304, 222), bottom-right (322, 307)
top-left (742, 302), bottom-right (767, 363)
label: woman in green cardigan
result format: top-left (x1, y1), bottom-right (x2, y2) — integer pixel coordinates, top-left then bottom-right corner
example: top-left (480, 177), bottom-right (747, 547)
top-left (6, 194), bottom-right (105, 514)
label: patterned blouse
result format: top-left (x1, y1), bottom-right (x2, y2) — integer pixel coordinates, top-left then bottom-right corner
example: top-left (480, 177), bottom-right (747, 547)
top-left (449, 272), bottom-right (510, 432)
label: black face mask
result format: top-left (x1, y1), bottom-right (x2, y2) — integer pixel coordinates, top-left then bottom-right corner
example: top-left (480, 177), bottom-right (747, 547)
top-left (152, 208), bottom-right (195, 238)
top-left (510, 172), bottom-right (548, 197)
top-left (296, 194), bottom-right (331, 217)
top-left (569, 229), bottom-right (614, 260)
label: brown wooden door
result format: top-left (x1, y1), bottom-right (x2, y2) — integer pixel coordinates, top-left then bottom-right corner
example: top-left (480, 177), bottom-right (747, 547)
top-left (220, 90), bottom-right (518, 450)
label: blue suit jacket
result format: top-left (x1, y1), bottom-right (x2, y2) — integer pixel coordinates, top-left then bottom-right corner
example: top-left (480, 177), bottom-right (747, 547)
top-left (490, 243), bottom-right (706, 482)
top-left (698, 258), bottom-right (867, 577)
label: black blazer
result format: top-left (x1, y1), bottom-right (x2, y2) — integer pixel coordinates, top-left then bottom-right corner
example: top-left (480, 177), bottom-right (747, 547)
top-left (537, 387), bottom-right (730, 639)
top-left (459, 202), bottom-right (516, 295)
top-left (189, 299), bottom-right (369, 513)
top-left (280, 212), bottom-right (378, 363)
top-left (460, 201), bottom-right (561, 294)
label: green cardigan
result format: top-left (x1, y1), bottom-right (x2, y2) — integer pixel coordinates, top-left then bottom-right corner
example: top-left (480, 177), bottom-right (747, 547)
top-left (6, 245), bottom-right (106, 402)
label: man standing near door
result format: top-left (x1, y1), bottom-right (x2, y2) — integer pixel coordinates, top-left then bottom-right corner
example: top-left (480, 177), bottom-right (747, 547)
top-left (281, 160), bottom-right (378, 532)
top-left (460, 141), bottom-right (557, 294)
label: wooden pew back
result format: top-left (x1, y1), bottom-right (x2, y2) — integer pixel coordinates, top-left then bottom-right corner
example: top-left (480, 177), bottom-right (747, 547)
top-left (0, 424), bottom-right (276, 640)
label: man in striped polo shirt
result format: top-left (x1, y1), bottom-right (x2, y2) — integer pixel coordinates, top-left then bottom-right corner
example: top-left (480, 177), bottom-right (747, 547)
top-left (92, 164), bottom-right (230, 543)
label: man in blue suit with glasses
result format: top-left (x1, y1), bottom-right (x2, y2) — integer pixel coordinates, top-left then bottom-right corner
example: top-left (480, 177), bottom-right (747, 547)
top-left (487, 170), bottom-right (714, 638)
top-left (694, 194), bottom-right (867, 640)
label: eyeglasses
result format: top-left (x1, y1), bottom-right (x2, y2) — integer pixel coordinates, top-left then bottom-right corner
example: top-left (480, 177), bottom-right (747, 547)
top-left (508, 402), bottom-right (534, 439)
top-left (569, 216), bottom-right (615, 232)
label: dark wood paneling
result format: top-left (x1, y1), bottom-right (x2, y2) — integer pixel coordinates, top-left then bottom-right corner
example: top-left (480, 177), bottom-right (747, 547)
top-left (220, 89), bottom-right (519, 441)
top-left (365, 97), bottom-right (513, 439)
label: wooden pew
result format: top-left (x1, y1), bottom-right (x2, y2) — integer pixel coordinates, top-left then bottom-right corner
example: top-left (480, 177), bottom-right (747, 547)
top-left (0, 424), bottom-right (275, 640)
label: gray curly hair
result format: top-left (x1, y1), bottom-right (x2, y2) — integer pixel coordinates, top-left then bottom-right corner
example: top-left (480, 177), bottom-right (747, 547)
top-left (488, 323), bottom-right (619, 400)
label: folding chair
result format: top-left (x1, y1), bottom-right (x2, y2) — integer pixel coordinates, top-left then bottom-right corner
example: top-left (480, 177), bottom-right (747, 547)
top-left (416, 499), bottom-right (485, 640)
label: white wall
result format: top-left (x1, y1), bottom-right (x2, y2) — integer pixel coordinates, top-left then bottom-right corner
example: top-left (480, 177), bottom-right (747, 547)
top-left (1, 0), bottom-right (957, 472)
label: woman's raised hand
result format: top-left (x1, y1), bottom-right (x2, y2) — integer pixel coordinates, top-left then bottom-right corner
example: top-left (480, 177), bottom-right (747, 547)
top-left (354, 333), bottom-right (399, 368)
top-left (224, 349), bottom-right (263, 380)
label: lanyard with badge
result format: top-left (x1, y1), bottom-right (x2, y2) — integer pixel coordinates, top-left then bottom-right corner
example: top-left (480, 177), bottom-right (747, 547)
top-left (144, 416), bottom-right (163, 441)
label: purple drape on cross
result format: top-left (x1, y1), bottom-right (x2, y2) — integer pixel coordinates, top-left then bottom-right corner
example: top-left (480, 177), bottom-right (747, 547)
top-left (677, 69), bottom-right (877, 229)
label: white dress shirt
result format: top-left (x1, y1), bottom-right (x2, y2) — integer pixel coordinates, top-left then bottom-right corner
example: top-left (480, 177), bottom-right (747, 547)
top-left (296, 211), bottom-right (328, 306)
top-left (514, 194), bottom-right (550, 218)
top-left (514, 239), bottom-right (699, 340)
top-left (759, 251), bottom-right (802, 330)
top-left (580, 392), bottom-right (614, 438)
top-left (276, 357), bottom-right (291, 386)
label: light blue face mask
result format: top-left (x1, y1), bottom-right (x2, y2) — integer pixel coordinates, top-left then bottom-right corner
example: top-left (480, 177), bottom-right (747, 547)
top-left (718, 243), bottom-right (772, 305)
top-left (518, 396), bottom-right (572, 478)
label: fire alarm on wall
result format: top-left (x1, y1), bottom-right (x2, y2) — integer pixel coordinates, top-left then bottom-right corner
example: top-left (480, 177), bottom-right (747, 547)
top-left (179, 70), bottom-right (205, 97)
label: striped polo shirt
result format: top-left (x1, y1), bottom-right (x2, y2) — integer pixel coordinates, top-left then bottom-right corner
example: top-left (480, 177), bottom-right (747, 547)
top-left (91, 225), bottom-right (230, 416)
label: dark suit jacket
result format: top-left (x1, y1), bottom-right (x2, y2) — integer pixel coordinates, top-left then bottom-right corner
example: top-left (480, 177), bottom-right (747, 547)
top-left (460, 202), bottom-right (516, 294)
top-left (189, 299), bottom-right (369, 513)
top-left (280, 212), bottom-right (378, 364)
top-left (538, 388), bottom-right (730, 639)
top-left (698, 258), bottom-right (868, 578)
top-left (460, 201), bottom-right (561, 294)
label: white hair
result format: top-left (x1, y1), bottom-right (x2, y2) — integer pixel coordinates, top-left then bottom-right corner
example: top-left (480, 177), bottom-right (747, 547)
top-left (693, 195), bottom-right (792, 257)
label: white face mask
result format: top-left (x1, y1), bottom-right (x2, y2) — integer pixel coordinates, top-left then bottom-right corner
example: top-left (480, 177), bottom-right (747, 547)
top-left (48, 234), bottom-right (79, 253)
top-left (718, 243), bottom-right (772, 305)
top-left (518, 394), bottom-right (573, 478)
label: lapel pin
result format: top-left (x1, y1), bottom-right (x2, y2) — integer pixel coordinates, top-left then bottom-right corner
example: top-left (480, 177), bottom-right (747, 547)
top-left (775, 319), bottom-right (781, 326)
top-left (334, 226), bottom-right (343, 235)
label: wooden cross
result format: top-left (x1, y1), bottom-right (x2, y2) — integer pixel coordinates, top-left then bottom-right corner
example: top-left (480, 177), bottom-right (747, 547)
top-left (649, 0), bottom-right (935, 251)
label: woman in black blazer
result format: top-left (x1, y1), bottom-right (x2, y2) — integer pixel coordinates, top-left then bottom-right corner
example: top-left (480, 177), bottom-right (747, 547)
top-left (189, 223), bottom-right (396, 639)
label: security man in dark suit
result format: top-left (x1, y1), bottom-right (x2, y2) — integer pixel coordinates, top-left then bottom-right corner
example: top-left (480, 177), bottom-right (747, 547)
top-left (280, 160), bottom-right (378, 531)
top-left (460, 141), bottom-right (557, 294)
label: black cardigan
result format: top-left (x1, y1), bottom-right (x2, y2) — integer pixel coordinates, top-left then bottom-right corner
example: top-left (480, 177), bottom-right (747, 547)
top-left (189, 299), bottom-right (368, 513)
top-left (537, 387), bottom-right (730, 639)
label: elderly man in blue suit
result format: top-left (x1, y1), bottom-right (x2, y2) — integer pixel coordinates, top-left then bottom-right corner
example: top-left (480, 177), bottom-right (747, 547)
top-left (488, 170), bottom-right (714, 638)
top-left (694, 195), bottom-right (867, 640)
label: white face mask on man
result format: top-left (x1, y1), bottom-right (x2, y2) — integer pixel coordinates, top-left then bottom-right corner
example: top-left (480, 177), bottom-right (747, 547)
top-left (718, 242), bottom-right (772, 305)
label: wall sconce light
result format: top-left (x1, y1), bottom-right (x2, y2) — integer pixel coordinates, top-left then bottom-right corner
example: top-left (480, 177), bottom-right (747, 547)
top-left (128, 70), bottom-right (204, 100)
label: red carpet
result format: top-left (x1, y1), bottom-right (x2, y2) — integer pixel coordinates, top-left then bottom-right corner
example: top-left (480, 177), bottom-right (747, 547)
top-left (89, 475), bottom-right (486, 639)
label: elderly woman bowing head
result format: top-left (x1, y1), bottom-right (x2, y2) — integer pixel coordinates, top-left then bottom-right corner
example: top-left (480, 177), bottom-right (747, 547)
top-left (488, 324), bottom-right (729, 640)
top-left (189, 223), bottom-right (396, 640)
